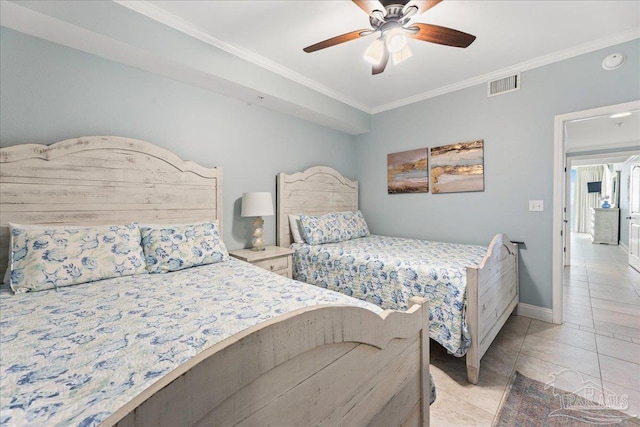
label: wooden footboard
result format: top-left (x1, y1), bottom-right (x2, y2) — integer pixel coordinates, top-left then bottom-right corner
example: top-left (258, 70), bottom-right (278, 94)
top-left (465, 233), bottom-right (519, 384)
top-left (276, 167), bottom-right (520, 386)
top-left (105, 298), bottom-right (430, 427)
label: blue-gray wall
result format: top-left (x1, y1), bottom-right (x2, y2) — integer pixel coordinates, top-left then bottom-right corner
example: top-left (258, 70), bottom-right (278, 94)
top-left (1, 25), bottom-right (639, 310)
top-left (0, 27), bottom-right (358, 250)
top-left (354, 39), bottom-right (640, 309)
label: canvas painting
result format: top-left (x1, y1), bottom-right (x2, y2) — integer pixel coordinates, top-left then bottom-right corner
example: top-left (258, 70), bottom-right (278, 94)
top-left (431, 140), bottom-right (484, 193)
top-left (387, 148), bottom-right (429, 194)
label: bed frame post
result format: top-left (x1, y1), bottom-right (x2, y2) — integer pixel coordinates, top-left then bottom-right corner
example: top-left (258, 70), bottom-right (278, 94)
top-left (465, 269), bottom-right (480, 384)
top-left (409, 296), bottom-right (430, 427)
top-left (464, 235), bottom-right (519, 385)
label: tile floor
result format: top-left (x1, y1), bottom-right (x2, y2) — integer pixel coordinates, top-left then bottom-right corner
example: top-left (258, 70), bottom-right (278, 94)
top-left (429, 232), bottom-right (640, 425)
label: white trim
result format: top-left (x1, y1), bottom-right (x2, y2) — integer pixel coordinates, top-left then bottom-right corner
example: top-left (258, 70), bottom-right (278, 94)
top-left (114, 0), bottom-right (373, 114)
top-left (552, 100), bottom-right (640, 326)
top-left (566, 141), bottom-right (640, 154)
top-left (517, 303), bottom-right (553, 323)
top-left (116, 1), bottom-right (639, 115)
top-left (373, 29), bottom-right (639, 113)
top-left (620, 240), bottom-right (630, 255)
top-left (552, 113), bottom-right (566, 325)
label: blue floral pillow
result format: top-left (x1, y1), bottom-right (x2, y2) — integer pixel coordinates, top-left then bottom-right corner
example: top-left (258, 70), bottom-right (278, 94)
top-left (139, 221), bottom-right (228, 273)
top-left (338, 210), bottom-right (370, 240)
top-left (299, 210), bottom-right (370, 245)
top-left (9, 223), bottom-right (146, 293)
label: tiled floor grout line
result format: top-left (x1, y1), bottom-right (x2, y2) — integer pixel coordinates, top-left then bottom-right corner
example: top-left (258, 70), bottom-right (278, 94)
top-left (569, 233), bottom-right (640, 345)
top-left (591, 289), bottom-right (605, 393)
top-left (492, 320), bottom-right (532, 425)
top-left (567, 233), bottom-right (639, 395)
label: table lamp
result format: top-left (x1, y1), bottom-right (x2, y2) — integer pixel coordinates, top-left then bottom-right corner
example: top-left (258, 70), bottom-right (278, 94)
top-left (241, 192), bottom-right (274, 251)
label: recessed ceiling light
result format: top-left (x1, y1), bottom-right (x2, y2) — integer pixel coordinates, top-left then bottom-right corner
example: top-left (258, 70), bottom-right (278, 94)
top-left (602, 53), bottom-right (626, 70)
top-left (610, 112), bottom-right (632, 119)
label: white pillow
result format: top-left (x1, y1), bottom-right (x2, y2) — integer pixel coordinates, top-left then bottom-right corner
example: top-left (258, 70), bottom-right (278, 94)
top-left (288, 215), bottom-right (304, 244)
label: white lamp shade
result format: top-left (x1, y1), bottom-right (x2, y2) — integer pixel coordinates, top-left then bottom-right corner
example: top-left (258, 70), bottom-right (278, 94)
top-left (241, 192), bottom-right (274, 217)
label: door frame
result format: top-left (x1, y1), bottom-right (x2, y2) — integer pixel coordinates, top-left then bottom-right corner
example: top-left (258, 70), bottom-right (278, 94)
top-left (552, 99), bottom-right (640, 325)
top-left (629, 157), bottom-right (640, 272)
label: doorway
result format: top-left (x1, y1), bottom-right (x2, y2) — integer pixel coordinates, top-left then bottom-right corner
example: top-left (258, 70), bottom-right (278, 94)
top-left (565, 153), bottom-right (635, 265)
top-left (552, 100), bottom-right (640, 325)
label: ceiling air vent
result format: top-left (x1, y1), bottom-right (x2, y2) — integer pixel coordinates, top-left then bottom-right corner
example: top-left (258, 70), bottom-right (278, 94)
top-left (487, 73), bottom-right (520, 97)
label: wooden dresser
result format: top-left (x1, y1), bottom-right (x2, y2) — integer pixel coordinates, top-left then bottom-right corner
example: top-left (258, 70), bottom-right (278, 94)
top-left (590, 208), bottom-right (619, 245)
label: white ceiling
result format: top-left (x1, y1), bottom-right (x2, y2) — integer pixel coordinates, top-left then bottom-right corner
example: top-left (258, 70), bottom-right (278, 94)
top-left (565, 110), bottom-right (640, 152)
top-left (132, 0), bottom-right (640, 112)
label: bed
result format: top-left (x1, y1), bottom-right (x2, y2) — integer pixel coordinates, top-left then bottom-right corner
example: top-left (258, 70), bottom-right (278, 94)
top-left (0, 137), bottom-right (432, 426)
top-left (276, 166), bottom-right (519, 385)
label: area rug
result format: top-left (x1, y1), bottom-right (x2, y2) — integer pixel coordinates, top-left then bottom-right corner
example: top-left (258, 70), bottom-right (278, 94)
top-left (494, 371), bottom-right (639, 426)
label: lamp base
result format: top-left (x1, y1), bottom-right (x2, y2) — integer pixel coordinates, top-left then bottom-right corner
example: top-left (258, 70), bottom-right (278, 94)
top-left (251, 216), bottom-right (266, 251)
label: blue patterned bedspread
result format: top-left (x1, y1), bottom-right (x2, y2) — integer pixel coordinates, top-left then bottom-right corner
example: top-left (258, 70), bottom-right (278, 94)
top-left (0, 258), bottom-right (387, 426)
top-left (292, 235), bottom-right (488, 357)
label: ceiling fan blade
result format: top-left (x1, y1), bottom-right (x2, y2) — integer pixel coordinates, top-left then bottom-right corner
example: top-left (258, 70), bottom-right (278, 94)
top-left (408, 23), bottom-right (476, 48)
top-left (352, 0), bottom-right (384, 16)
top-left (406, 0), bottom-right (442, 16)
top-left (372, 46), bottom-right (389, 75)
top-left (303, 29), bottom-right (371, 53)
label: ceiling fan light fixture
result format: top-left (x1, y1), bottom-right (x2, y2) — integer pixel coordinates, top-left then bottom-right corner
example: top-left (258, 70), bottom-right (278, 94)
top-left (372, 9), bottom-right (386, 22)
top-left (304, 0), bottom-right (476, 75)
top-left (401, 5), bottom-right (418, 21)
top-left (385, 27), bottom-right (407, 53)
top-left (392, 44), bottom-right (412, 65)
top-left (364, 38), bottom-right (385, 64)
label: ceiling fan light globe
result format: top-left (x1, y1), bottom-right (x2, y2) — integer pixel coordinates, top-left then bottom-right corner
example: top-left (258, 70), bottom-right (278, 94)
top-left (392, 44), bottom-right (412, 65)
top-left (386, 27), bottom-right (407, 53)
top-left (363, 38), bottom-right (385, 64)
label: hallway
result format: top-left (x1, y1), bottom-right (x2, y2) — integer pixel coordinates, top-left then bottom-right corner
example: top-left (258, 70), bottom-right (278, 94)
top-left (563, 232), bottom-right (640, 417)
top-left (565, 233), bottom-right (640, 339)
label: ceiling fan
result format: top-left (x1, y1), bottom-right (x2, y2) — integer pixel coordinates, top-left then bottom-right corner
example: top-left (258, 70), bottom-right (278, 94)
top-left (303, 0), bottom-right (476, 75)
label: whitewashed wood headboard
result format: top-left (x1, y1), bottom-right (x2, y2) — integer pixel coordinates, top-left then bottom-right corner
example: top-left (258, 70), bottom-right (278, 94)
top-left (276, 166), bottom-right (358, 247)
top-left (0, 136), bottom-right (223, 280)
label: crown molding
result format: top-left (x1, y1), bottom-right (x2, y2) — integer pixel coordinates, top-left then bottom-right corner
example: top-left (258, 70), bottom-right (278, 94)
top-left (115, 0), bottom-right (373, 114)
top-left (372, 28), bottom-right (640, 114)
top-left (119, 1), bottom-right (638, 116)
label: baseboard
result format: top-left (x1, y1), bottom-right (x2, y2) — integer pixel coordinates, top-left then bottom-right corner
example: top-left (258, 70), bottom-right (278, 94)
top-left (620, 241), bottom-right (629, 254)
top-left (516, 303), bottom-right (553, 323)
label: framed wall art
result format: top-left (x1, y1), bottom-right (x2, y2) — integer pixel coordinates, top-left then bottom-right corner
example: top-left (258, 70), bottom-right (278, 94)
top-left (431, 139), bottom-right (484, 194)
top-left (387, 148), bottom-right (429, 194)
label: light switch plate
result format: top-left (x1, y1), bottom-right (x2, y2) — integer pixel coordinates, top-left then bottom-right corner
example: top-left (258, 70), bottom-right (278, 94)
top-left (529, 200), bottom-right (544, 211)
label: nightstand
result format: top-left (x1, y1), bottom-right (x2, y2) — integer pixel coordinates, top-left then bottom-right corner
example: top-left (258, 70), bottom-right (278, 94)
top-left (228, 246), bottom-right (294, 278)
